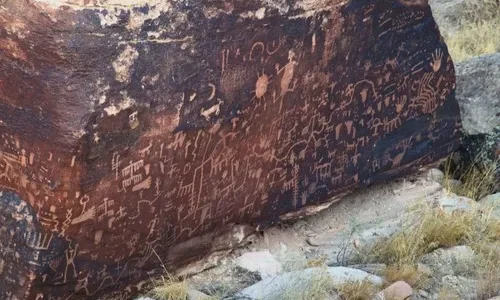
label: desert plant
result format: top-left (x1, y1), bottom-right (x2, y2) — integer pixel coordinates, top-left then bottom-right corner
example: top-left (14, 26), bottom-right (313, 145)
top-left (271, 268), bottom-right (335, 300)
top-left (151, 278), bottom-right (189, 300)
top-left (146, 249), bottom-right (190, 300)
top-left (361, 203), bottom-right (474, 266)
top-left (445, 0), bottom-right (500, 62)
top-left (336, 279), bottom-right (379, 300)
top-left (442, 155), bottom-right (498, 201)
top-left (383, 264), bottom-right (428, 289)
top-left (356, 201), bottom-right (500, 290)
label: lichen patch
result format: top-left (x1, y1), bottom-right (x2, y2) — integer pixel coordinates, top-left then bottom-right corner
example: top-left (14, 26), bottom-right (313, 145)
top-left (112, 45), bottom-right (139, 83)
top-left (127, 2), bottom-right (171, 31)
top-left (103, 91), bottom-right (135, 116)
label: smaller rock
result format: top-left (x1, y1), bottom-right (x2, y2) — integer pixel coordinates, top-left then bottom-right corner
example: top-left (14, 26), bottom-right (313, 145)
top-left (426, 168), bottom-right (445, 184)
top-left (437, 195), bottom-right (475, 213)
top-left (188, 289), bottom-right (211, 300)
top-left (447, 179), bottom-right (463, 189)
top-left (235, 250), bottom-right (282, 279)
top-left (479, 193), bottom-right (500, 218)
top-left (416, 289), bottom-right (430, 299)
top-left (328, 267), bottom-right (383, 286)
top-left (440, 275), bottom-right (478, 300)
top-left (374, 281), bottom-right (412, 300)
top-left (419, 246), bottom-right (476, 277)
top-left (347, 264), bottom-right (387, 276)
top-left (238, 267), bottom-right (382, 299)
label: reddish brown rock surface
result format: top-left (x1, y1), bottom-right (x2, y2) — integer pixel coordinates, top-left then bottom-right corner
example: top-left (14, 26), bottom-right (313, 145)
top-left (0, 0), bottom-right (461, 299)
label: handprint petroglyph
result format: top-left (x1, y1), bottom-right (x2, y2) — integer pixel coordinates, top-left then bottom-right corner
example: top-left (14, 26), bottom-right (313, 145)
top-left (430, 49), bottom-right (443, 72)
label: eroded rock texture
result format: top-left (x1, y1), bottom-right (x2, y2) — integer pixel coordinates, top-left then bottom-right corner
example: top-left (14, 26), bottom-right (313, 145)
top-left (0, 0), bottom-right (461, 298)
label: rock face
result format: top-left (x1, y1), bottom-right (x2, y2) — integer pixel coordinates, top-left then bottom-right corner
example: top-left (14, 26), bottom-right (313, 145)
top-left (238, 267), bottom-right (382, 299)
top-left (429, 0), bottom-right (466, 38)
top-left (235, 251), bottom-right (283, 279)
top-left (0, 0), bottom-right (461, 299)
top-left (454, 54), bottom-right (499, 191)
top-left (455, 53), bottom-right (500, 136)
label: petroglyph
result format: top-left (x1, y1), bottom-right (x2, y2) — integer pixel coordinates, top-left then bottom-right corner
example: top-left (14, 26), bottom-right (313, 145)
top-left (0, 0), bottom-right (461, 299)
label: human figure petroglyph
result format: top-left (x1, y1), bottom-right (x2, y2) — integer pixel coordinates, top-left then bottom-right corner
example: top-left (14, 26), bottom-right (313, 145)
top-left (0, 158), bottom-right (12, 182)
top-left (276, 50), bottom-right (298, 97)
top-left (63, 243), bottom-right (78, 283)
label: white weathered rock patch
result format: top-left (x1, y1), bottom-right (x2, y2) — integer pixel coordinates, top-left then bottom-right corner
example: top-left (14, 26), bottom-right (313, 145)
top-left (112, 45), bottom-right (139, 83)
top-left (235, 250), bottom-right (283, 279)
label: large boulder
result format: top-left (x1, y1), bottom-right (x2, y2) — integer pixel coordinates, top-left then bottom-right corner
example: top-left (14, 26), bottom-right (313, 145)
top-left (454, 54), bottom-right (500, 192)
top-left (429, 0), bottom-right (467, 38)
top-left (0, 0), bottom-right (461, 299)
top-left (455, 53), bottom-right (500, 136)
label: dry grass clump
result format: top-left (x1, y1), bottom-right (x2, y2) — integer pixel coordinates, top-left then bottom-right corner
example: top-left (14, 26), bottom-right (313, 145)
top-left (362, 203), bottom-right (474, 266)
top-left (445, 0), bottom-right (500, 62)
top-left (307, 255), bottom-right (328, 268)
top-left (446, 21), bottom-right (500, 62)
top-left (437, 287), bottom-right (461, 300)
top-left (275, 268), bottom-right (335, 300)
top-left (354, 201), bottom-right (500, 293)
top-left (473, 241), bottom-right (500, 299)
top-left (277, 250), bottom-right (309, 272)
top-left (150, 275), bottom-right (189, 300)
top-left (454, 0), bottom-right (500, 25)
top-left (442, 157), bottom-right (498, 201)
top-left (336, 279), bottom-right (378, 300)
top-left (383, 264), bottom-right (428, 290)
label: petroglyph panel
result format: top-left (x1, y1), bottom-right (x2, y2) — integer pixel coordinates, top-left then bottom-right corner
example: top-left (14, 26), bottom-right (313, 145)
top-left (0, 0), bottom-right (461, 298)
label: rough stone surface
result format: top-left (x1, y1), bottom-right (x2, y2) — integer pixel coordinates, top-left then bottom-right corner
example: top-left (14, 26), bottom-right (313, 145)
top-left (425, 168), bottom-right (445, 184)
top-left (235, 250), bottom-right (283, 279)
top-left (238, 267), bottom-right (382, 299)
top-left (347, 264), bottom-right (387, 277)
top-left (187, 289), bottom-right (211, 300)
top-left (453, 54), bottom-right (500, 192)
top-left (419, 246), bottom-right (477, 277)
top-left (455, 53), bottom-right (500, 135)
top-left (480, 193), bottom-right (500, 217)
top-left (429, 0), bottom-right (466, 37)
top-left (438, 275), bottom-right (478, 300)
top-left (375, 281), bottom-right (413, 300)
top-left (0, 0), bottom-right (461, 299)
top-left (436, 195), bottom-right (476, 213)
